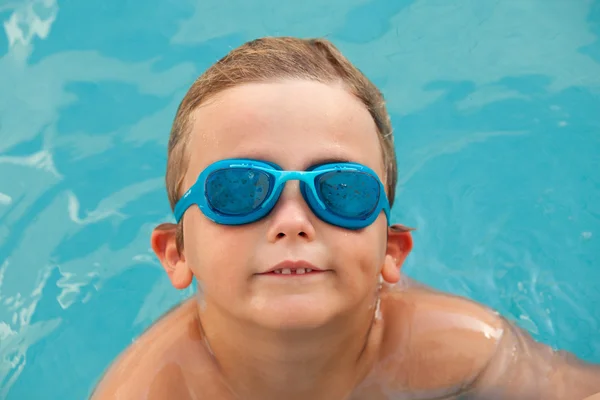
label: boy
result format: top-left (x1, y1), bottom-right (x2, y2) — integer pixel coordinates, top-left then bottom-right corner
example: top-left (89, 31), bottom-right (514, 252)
top-left (91, 37), bottom-right (600, 399)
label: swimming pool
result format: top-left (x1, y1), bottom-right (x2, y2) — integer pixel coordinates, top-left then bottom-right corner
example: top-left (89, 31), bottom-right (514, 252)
top-left (0, 0), bottom-right (599, 398)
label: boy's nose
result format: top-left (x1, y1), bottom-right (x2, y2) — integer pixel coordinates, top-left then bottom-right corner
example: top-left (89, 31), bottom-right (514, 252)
top-left (266, 182), bottom-right (316, 243)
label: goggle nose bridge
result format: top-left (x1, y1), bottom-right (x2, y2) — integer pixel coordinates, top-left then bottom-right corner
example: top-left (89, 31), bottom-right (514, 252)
top-left (265, 170), bottom-right (326, 210)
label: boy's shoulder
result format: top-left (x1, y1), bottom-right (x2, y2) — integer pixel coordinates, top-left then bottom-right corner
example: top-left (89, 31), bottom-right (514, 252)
top-left (374, 277), bottom-right (504, 397)
top-left (91, 280), bottom-right (509, 399)
top-left (90, 299), bottom-right (226, 400)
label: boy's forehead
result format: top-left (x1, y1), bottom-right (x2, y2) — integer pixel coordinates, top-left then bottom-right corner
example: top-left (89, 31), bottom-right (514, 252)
top-left (185, 81), bottom-right (385, 178)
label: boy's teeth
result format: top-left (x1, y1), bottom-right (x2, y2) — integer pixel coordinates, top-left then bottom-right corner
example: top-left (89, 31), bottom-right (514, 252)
top-left (270, 268), bottom-right (317, 274)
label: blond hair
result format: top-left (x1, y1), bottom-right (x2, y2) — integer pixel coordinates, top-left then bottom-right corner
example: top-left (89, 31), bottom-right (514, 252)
top-left (166, 37), bottom-right (397, 248)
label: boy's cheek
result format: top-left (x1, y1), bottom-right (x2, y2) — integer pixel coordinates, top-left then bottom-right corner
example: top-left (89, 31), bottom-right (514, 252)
top-left (188, 228), bottom-right (256, 271)
top-left (329, 228), bottom-right (385, 264)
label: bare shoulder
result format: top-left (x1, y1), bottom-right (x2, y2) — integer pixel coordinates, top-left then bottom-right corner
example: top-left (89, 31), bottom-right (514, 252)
top-left (90, 299), bottom-right (209, 400)
top-left (375, 276), bottom-right (505, 396)
top-left (375, 277), bottom-right (600, 399)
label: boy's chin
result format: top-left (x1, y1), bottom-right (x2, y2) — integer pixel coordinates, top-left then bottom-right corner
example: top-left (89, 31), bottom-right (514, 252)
top-left (248, 296), bottom-right (344, 331)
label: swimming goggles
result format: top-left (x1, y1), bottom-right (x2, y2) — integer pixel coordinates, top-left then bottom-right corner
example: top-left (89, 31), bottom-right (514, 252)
top-left (174, 158), bottom-right (391, 230)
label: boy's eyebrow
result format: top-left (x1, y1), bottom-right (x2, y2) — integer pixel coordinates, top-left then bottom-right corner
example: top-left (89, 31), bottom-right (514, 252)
top-left (306, 157), bottom-right (353, 168)
top-left (235, 154), bottom-right (356, 169)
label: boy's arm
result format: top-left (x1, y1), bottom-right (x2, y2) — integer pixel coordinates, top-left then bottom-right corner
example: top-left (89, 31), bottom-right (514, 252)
top-left (384, 280), bottom-right (600, 399)
top-left (471, 316), bottom-right (600, 399)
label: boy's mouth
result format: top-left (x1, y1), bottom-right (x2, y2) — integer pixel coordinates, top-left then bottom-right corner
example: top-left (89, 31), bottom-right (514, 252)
top-left (259, 260), bottom-right (327, 276)
top-left (267, 268), bottom-right (318, 275)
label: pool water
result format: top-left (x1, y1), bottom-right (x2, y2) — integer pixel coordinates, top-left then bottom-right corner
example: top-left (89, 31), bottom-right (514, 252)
top-left (0, 0), bottom-right (599, 398)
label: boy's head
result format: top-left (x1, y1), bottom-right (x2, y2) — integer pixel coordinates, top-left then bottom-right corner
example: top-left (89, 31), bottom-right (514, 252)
top-left (152, 37), bottom-right (412, 330)
top-left (167, 37), bottom-right (398, 243)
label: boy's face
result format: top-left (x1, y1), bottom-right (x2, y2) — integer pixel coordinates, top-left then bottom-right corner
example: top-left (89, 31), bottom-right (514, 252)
top-left (155, 80), bottom-right (410, 330)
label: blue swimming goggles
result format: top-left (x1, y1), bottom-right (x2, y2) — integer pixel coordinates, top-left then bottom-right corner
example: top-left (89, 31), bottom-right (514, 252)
top-left (174, 159), bottom-right (391, 230)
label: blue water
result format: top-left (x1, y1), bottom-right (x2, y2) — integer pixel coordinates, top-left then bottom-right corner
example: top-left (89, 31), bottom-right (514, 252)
top-left (0, 0), bottom-right (599, 398)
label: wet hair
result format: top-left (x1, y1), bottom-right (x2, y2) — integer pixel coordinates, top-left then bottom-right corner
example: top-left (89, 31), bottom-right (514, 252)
top-left (166, 37), bottom-right (397, 250)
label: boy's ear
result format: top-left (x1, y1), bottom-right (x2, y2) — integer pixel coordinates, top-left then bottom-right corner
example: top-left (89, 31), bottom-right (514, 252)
top-left (151, 223), bottom-right (193, 290)
top-left (381, 224), bottom-right (414, 284)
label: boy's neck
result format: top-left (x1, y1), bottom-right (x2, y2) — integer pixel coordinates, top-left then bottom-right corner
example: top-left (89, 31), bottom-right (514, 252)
top-left (195, 298), bottom-right (382, 400)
